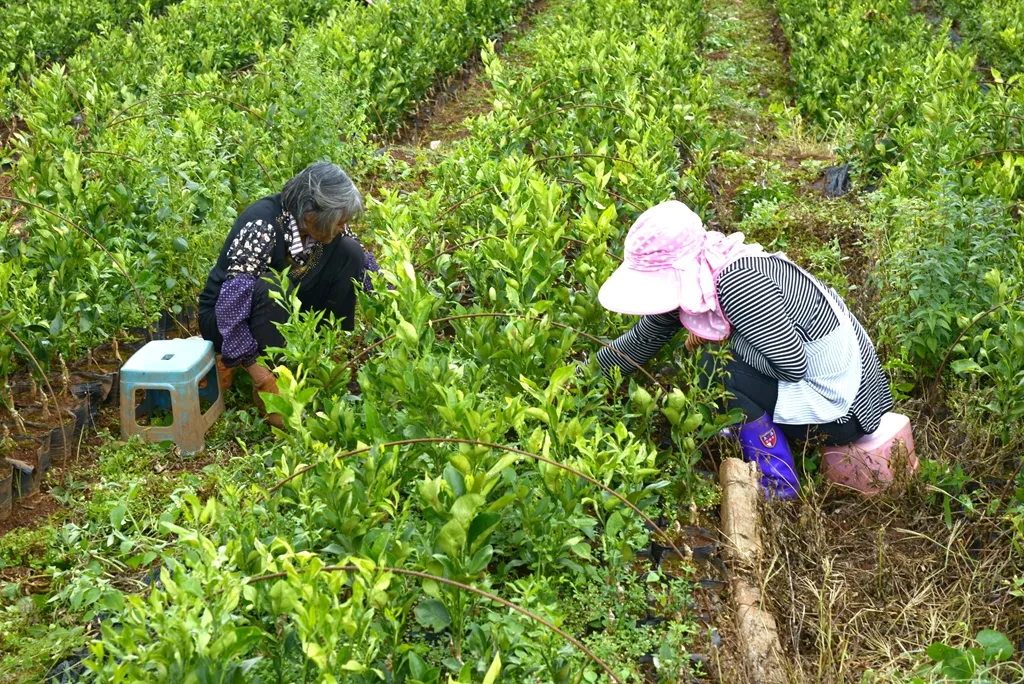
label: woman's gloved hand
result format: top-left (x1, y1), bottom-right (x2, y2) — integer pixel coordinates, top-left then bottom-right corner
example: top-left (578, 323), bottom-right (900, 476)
top-left (217, 355), bottom-right (236, 391)
top-left (245, 363), bottom-right (284, 429)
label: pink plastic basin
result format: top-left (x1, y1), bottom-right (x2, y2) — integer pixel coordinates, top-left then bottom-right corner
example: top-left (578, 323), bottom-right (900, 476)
top-left (822, 412), bottom-right (917, 495)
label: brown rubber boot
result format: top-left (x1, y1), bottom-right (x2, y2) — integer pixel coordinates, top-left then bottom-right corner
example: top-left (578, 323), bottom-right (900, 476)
top-left (245, 363), bottom-right (284, 429)
top-left (217, 355), bottom-right (236, 392)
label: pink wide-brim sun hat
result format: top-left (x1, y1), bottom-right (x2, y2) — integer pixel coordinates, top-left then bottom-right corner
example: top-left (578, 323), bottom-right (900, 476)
top-left (598, 200), bottom-right (705, 317)
top-left (597, 262), bottom-right (682, 316)
top-left (598, 199), bottom-right (763, 340)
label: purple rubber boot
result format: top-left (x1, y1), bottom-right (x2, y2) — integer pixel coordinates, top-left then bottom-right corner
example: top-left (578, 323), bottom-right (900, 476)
top-left (737, 413), bottom-right (799, 500)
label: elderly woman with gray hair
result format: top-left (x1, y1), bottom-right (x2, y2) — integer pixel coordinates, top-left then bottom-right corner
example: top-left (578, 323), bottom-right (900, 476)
top-left (198, 162), bottom-right (378, 427)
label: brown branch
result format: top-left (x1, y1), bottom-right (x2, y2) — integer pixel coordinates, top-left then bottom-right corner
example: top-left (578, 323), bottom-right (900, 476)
top-left (0, 195), bottom-right (152, 333)
top-left (106, 91), bottom-right (272, 129)
top-left (82, 150), bottom-right (145, 165)
top-left (229, 134), bottom-right (275, 188)
top-left (905, 148), bottom-right (1024, 196)
top-left (869, 78), bottom-right (1019, 148)
top-left (331, 72), bottom-right (388, 135)
top-left (434, 171), bottom-right (643, 227)
top-left (327, 312), bottom-right (665, 390)
top-left (557, 177), bottom-right (643, 211)
top-left (245, 564), bottom-right (624, 684)
top-left (417, 231), bottom-right (621, 268)
top-left (266, 437), bottom-right (684, 563)
top-left (951, 148), bottom-right (1024, 167)
top-left (435, 185), bottom-right (499, 223)
top-left (532, 153), bottom-right (637, 168)
top-left (1, 324), bottom-right (68, 454)
top-left (509, 104), bottom-right (651, 136)
top-left (103, 113), bottom-right (174, 130)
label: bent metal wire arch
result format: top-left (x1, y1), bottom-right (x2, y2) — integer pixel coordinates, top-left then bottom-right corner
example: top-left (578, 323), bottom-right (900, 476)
top-left (245, 564), bottom-right (624, 683)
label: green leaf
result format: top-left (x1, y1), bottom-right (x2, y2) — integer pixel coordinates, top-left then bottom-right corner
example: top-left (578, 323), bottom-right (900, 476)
top-left (467, 511), bottom-right (501, 551)
top-left (396, 320), bottom-right (419, 347)
top-left (269, 580), bottom-right (299, 614)
top-left (605, 510), bottom-right (625, 539)
top-left (926, 642), bottom-right (961, 664)
top-left (109, 504), bottom-right (127, 529)
top-left (482, 652), bottom-right (501, 684)
top-left (437, 519), bottom-right (466, 557)
top-left (950, 359), bottom-right (984, 375)
top-left (408, 652), bottom-right (429, 680)
top-left (443, 464), bottom-right (466, 498)
top-left (414, 598), bottom-right (451, 632)
top-left (976, 629), bottom-right (1013, 662)
top-left (466, 544), bottom-right (493, 575)
top-left (172, 237), bottom-right (190, 253)
top-left (49, 313), bottom-right (63, 336)
top-left (449, 493), bottom-right (484, 525)
top-left (102, 591), bottom-right (124, 612)
top-left (679, 411), bottom-right (704, 434)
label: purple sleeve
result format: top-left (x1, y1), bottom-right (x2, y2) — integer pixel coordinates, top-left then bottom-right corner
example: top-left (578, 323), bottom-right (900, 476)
top-left (215, 274), bottom-right (260, 368)
top-left (360, 249), bottom-right (396, 292)
top-left (362, 250), bottom-right (380, 292)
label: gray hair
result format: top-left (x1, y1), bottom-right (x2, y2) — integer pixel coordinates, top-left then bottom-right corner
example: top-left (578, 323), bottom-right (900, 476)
top-left (281, 162), bottom-right (364, 236)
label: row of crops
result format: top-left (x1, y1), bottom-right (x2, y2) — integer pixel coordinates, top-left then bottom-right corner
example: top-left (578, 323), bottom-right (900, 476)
top-left (0, 0), bottom-right (527, 375)
top-left (1, 0), bottom-right (733, 679)
top-left (775, 0), bottom-right (1024, 435)
top-left (942, 0), bottom-right (1024, 76)
top-left (0, 0), bottom-right (178, 116)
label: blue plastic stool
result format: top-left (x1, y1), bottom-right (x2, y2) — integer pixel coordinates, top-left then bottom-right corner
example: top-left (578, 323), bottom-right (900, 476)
top-left (120, 339), bottom-right (225, 453)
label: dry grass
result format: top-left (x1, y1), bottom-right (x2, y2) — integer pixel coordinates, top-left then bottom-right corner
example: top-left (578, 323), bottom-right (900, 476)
top-left (758, 400), bottom-right (1024, 683)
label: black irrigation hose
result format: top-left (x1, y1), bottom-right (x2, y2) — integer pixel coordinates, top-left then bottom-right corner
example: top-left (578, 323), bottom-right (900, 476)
top-left (246, 564), bottom-right (624, 684)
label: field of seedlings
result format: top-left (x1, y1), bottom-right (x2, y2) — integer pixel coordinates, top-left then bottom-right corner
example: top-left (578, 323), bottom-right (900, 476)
top-left (0, 0), bottom-right (1022, 681)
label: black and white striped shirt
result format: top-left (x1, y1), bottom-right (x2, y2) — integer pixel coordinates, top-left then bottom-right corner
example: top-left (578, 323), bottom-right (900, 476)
top-left (597, 256), bottom-right (893, 433)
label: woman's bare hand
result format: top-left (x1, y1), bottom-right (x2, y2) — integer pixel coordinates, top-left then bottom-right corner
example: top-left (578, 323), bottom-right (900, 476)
top-left (684, 332), bottom-right (710, 353)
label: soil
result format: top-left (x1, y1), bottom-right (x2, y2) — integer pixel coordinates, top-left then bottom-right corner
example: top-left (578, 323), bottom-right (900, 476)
top-left (0, 491), bottom-right (62, 537)
top-left (3, 438), bottom-right (42, 469)
top-left (389, 0), bottom-right (550, 153)
top-left (700, 0), bottom-right (1024, 681)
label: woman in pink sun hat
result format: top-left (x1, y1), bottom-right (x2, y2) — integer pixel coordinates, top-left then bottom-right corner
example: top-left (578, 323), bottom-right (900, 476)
top-left (596, 200), bottom-right (893, 500)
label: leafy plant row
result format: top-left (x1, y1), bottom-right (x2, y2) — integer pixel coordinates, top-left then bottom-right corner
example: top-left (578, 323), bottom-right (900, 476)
top-left (0, 0), bottom-right (178, 118)
top-left (82, 0), bottom-right (732, 680)
top-left (0, 0), bottom-right (348, 122)
top-left (943, 0), bottom-right (1024, 76)
top-left (0, 0), bottom-right (527, 374)
top-left (775, 0), bottom-right (1024, 437)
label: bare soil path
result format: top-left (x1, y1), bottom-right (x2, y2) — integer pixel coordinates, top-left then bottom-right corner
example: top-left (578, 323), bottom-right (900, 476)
top-left (702, 1), bottom-right (1024, 682)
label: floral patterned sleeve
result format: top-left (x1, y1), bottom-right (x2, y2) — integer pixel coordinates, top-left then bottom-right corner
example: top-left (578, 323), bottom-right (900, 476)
top-left (225, 219), bottom-right (275, 277)
top-left (216, 219), bottom-right (276, 367)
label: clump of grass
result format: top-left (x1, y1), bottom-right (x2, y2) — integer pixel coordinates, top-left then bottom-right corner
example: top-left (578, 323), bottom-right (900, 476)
top-left (759, 398), bottom-right (1024, 682)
